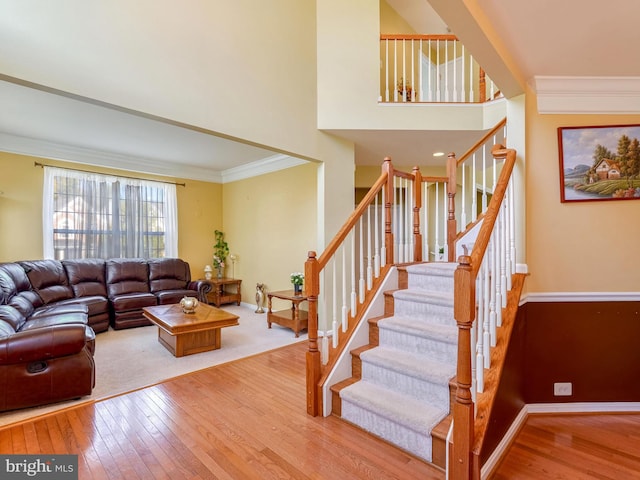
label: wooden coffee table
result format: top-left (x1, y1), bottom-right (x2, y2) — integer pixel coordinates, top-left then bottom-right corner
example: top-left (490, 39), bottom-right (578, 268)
top-left (142, 303), bottom-right (239, 357)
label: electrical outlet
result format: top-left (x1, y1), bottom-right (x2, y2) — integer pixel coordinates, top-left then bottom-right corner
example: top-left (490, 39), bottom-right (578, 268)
top-left (554, 382), bottom-right (572, 396)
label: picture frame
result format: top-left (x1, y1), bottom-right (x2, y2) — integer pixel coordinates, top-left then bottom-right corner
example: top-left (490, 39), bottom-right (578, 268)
top-left (558, 124), bottom-right (640, 203)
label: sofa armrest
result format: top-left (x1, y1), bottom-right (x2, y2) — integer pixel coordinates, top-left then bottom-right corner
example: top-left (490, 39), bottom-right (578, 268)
top-left (188, 280), bottom-right (212, 303)
top-left (0, 324), bottom-right (88, 364)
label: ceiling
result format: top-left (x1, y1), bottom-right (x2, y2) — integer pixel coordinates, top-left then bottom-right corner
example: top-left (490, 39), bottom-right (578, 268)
top-left (1, 0), bottom-right (638, 182)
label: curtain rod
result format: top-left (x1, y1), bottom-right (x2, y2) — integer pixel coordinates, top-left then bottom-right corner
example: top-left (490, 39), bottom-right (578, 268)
top-left (34, 162), bottom-right (186, 187)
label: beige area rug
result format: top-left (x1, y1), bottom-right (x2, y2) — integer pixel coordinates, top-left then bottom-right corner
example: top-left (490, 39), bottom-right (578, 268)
top-left (0, 304), bottom-right (307, 427)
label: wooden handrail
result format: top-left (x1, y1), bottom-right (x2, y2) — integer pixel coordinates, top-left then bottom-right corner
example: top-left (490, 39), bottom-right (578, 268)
top-left (380, 34), bottom-right (458, 41)
top-left (456, 118), bottom-right (507, 167)
top-left (452, 144), bottom-right (517, 479)
top-left (315, 172), bottom-right (387, 271)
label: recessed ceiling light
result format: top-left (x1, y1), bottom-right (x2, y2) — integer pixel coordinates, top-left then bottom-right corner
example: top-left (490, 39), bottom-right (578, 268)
top-left (433, 152), bottom-right (445, 157)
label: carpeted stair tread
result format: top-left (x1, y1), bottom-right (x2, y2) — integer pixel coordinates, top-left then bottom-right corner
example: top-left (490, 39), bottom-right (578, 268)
top-left (378, 316), bottom-right (457, 344)
top-left (406, 262), bottom-right (457, 277)
top-left (393, 289), bottom-right (453, 306)
top-left (360, 346), bottom-right (456, 385)
top-left (340, 380), bottom-right (448, 433)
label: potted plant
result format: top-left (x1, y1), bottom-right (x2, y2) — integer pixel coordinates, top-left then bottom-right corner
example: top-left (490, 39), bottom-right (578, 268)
top-left (213, 230), bottom-right (229, 278)
top-left (290, 272), bottom-right (304, 295)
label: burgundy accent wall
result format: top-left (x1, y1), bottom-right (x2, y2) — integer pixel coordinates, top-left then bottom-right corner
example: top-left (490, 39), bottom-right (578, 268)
top-left (523, 301), bottom-right (640, 403)
top-left (481, 300), bottom-right (640, 463)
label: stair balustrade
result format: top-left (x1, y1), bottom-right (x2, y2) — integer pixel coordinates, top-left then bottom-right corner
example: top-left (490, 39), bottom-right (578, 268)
top-left (380, 34), bottom-right (500, 104)
top-left (304, 119), bottom-right (519, 480)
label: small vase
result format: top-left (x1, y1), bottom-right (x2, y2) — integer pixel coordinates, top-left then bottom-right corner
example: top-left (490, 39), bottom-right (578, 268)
top-left (216, 267), bottom-right (223, 279)
top-left (294, 284), bottom-right (302, 295)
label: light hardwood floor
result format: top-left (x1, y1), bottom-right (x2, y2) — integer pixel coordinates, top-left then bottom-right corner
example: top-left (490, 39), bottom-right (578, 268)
top-left (2, 340), bottom-right (639, 479)
top-left (0, 341), bottom-right (442, 479)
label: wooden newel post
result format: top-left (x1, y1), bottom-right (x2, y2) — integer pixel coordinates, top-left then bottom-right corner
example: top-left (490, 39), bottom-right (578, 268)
top-left (412, 166), bottom-right (423, 262)
top-left (382, 157), bottom-right (395, 265)
top-left (446, 153), bottom-right (457, 262)
top-left (452, 255), bottom-right (475, 480)
top-left (305, 251), bottom-right (321, 417)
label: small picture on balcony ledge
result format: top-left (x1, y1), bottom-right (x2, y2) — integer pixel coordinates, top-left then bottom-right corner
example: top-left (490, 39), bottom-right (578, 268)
top-left (558, 124), bottom-right (640, 203)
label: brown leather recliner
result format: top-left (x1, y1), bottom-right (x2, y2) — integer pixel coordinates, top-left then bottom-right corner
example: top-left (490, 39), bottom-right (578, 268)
top-left (148, 258), bottom-right (209, 305)
top-left (0, 268), bottom-right (95, 412)
top-left (105, 258), bottom-right (157, 330)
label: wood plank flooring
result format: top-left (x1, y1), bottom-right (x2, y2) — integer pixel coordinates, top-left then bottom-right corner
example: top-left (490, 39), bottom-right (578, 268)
top-left (492, 413), bottom-right (640, 479)
top-left (0, 341), bottom-right (443, 480)
top-left (3, 340), bottom-right (640, 479)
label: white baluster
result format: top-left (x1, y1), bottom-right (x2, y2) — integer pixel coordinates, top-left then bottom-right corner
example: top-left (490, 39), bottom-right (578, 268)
top-left (442, 182), bottom-right (447, 259)
top-left (350, 231), bottom-right (357, 316)
top-left (411, 39), bottom-right (415, 102)
top-left (509, 179), bottom-right (516, 276)
top-left (452, 40), bottom-right (457, 102)
top-left (385, 39), bottom-right (389, 102)
top-left (427, 39), bottom-right (433, 102)
top-left (402, 39), bottom-right (407, 102)
top-left (500, 199), bottom-right (508, 304)
top-left (444, 39), bottom-right (449, 102)
top-left (381, 187), bottom-right (386, 267)
top-left (494, 219), bottom-right (503, 329)
top-left (482, 145), bottom-right (488, 212)
top-left (471, 310), bottom-right (477, 401)
top-left (483, 258), bottom-right (491, 369)
top-left (461, 163), bottom-right (467, 228)
top-left (469, 54), bottom-right (475, 103)
top-left (461, 44), bottom-right (466, 102)
top-left (322, 334), bottom-right (329, 365)
top-left (374, 192), bottom-right (380, 277)
top-left (419, 39), bottom-right (423, 102)
top-left (434, 182), bottom-right (440, 260)
top-left (366, 205), bottom-right (372, 290)
top-left (436, 39), bottom-right (441, 101)
top-left (358, 218), bottom-right (365, 304)
top-left (394, 40), bottom-right (398, 103)
top-left (423, 181), bottom-right (429, 261)
top-left (471, 153), bottom-right (477, 223)
top-left (342, 245), bottom-right (348, 332)
top-left (489, 239), bottom-right (497, 348)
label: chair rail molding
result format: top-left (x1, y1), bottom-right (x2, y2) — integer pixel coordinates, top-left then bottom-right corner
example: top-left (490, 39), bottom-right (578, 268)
top-left (532, 76), bottom-right (640, 114)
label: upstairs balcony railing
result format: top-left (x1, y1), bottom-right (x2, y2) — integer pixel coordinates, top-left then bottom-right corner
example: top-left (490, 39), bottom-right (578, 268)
top-left (380, 34), bottom-right (500, 104)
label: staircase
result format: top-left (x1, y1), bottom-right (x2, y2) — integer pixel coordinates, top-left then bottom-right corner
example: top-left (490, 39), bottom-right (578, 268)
top-left (331, 262), bottom-right (459, 468)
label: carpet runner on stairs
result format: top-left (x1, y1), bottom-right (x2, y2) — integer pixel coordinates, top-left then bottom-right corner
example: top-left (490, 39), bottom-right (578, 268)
top-left (339, 262), bottom-right (458, 462)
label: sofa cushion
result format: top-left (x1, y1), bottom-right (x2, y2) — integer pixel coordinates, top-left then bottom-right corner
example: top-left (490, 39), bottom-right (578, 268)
top-left (0, 305), bottom-right (26, 332)
top-left (105, 258), bottom-right (150, 298)
top-left (19, 260), bottom-right (74, 305)
top-left (20, 312), bottom-right (88, 331)
top-left (63, 258), bottom-right (107, 297)
top-left (0, 263), bottom-right (42, 309)
top-left (148, 258), bottom-right (191, 293)
top-left (110, 292), bottom-right (156, 312)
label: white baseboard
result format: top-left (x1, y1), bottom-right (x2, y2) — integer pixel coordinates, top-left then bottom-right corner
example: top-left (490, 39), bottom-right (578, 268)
top-left (480, 402), bottom-right (640, 479)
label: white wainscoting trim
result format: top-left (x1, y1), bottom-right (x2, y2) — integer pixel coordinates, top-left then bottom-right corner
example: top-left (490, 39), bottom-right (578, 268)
top-left (523, 291), bottom-right (640, 303)
top-left (481, 402), bottom-right (640, 479)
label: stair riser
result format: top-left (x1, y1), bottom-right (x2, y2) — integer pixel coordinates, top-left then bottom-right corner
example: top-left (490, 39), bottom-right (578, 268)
top-left (407, 274), bottom-right (454, 293)
top-left (341, 401), bottom-right (433, 462)
top-left (360, 363), bottom-right (451, 410)
top-left (393, 300), bottom-right (454, 326)
top-left (378, 328), bottom-right (457, 364)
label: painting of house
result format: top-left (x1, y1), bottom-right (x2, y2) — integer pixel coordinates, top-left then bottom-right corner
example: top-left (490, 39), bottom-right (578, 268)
top-left (595, 158), bottom-right (620, 180)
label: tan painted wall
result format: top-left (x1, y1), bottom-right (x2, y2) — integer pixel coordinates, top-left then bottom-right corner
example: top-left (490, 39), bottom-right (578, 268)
top-left (525, 86), bottom-right (640, 293)
top-left (223, 162), bottom-right (317, 309)
top-left (0, 152), bottom-right (221, 274)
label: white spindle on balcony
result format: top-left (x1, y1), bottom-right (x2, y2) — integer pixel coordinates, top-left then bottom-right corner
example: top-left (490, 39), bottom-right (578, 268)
top-left (380, 34), bottom-right (502, 104)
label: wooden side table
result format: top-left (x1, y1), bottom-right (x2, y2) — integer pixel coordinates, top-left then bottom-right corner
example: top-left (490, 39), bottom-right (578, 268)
top-left (267, 289), bottom-right (308, 337)
top-left (205, 277), bottom-right (242, 307)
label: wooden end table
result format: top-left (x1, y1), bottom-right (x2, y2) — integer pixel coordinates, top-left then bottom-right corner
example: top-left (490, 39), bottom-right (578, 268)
top-left (267, 290), bottom-right (308, 338)
top-left (143, 303), bottom-right (239, 357)
top-left (205, 277), bottom-right (242, 307)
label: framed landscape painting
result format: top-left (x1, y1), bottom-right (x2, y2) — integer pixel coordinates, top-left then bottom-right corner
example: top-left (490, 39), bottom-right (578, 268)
top-left (558, 124), bottom-right (640, 203)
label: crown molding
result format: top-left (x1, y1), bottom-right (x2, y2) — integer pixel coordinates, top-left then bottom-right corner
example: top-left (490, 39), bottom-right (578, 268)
top-left (0, 133), bottom-right (303, 183)
top-left (532, 76), bottom-right (640, 114)
top-left (221, 154), bottom-right (308, 183)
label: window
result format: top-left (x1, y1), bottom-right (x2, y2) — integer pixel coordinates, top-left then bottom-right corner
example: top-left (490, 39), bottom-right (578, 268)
top-left (43, 166), bottom-right (177, 260)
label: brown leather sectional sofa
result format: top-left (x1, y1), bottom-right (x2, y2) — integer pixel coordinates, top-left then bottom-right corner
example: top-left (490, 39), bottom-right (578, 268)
top-left (0, 257), bottom-right (210, 412)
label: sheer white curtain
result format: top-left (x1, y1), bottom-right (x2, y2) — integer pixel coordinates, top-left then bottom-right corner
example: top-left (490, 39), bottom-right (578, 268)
top-left (43, 166), bottom-right (178, 259)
